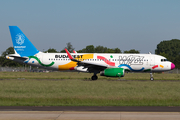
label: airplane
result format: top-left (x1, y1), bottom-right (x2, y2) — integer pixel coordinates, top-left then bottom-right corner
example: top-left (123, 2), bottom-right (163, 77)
top-left (6, 26), bottom-right (175, 81)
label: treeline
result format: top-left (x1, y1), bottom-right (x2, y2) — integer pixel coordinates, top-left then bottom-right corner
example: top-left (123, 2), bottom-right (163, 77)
top-left (0, 47), bottom-right (22, 67)
top-left (155, 39), bottom-right (180, 68)
top-left (46, 43), bottom-right (140, 53)
top-left (1, 39), bottom-right (180, 68)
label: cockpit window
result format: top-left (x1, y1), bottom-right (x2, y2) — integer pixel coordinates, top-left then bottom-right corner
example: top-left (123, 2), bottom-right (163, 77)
top-left (161, 59), bottom-right (168, 62)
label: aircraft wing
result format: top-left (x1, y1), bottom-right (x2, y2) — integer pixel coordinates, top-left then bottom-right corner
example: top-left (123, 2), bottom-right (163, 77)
top-left (65, 49), bottom-right (109, 72)
top-left (77, 61), bottom-right (108, 71)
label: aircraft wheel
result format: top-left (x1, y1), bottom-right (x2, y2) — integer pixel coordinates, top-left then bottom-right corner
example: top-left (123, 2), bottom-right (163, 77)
top-left (91, 75), bottom-right (98, 80)
top-left (150, 77), bottom-right (154, 81)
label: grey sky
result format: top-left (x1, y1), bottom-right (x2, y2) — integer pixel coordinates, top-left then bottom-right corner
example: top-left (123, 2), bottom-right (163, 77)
top-left (1, 0), bottom-right (180, 55)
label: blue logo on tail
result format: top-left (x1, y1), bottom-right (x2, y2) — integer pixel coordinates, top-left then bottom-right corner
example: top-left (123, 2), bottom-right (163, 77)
top-left (9, 26), bottom-right (39, 57)
top-left (16, 33), bottom-right (25, 45)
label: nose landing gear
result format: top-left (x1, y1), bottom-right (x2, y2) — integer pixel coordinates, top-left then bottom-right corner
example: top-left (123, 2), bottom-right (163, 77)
top-left (150, 72), bottom-right (154, 81)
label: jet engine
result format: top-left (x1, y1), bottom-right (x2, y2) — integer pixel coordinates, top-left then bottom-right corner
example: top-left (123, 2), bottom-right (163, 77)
top-left (100, 68), bottom-right (125, 77)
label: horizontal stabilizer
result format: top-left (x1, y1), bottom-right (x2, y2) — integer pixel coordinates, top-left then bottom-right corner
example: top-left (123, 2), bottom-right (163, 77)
top-left (6, 54), bottom-right (28, 63)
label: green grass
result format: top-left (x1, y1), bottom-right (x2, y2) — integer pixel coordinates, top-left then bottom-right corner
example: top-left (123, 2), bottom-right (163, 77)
top-left (0, 71), bottom-right (180, 80)
top-left (0, 72), bottom-right (180, 106)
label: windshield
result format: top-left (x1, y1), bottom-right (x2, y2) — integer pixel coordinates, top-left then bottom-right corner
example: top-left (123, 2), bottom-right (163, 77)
top-left (161, 59), bottom-right (168, 62)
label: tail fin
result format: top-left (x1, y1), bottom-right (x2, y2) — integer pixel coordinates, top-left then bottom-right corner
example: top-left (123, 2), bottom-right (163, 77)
top-left (9, 26), bottom-right (39, 57)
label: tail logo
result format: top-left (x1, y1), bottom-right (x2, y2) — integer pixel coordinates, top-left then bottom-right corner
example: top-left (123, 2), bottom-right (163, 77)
top-left (16, 33), bottom-right (25, 45)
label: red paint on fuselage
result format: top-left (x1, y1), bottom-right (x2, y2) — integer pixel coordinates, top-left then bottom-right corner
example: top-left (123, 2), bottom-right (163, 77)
top-left (97, 56), bottom-right (115, 66)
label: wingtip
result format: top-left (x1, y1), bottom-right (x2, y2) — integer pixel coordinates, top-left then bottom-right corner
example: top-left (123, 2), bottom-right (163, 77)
top-left (73, 50), bottom-right (77, 54)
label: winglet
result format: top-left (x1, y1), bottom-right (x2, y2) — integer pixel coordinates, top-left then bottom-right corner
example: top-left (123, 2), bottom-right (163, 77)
top-left (65, 49), bottom-right (79, 62)
top-left (73, 50), bottom-right (77, 54)
top-left (65, 49), bottom-right (74, 59)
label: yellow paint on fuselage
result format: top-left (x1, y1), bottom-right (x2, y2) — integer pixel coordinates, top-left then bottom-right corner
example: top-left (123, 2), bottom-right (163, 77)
top-left (58, 61), bottom-right (77, 70)
top-left (58, 54), bottom-right (94, 70)
top-left (160, 65), bottom-right (164, 68)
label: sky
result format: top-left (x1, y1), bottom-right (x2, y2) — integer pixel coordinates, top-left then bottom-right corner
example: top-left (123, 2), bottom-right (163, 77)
top-left (1, 0), bottom-right (180, 55)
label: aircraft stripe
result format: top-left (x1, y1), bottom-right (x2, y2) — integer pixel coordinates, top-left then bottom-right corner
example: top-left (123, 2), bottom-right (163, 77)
top-left (97, 56), bottom-right (115, 66)
top-left (25, 56), bottom-right (55, 67)
top-left (118, 64), bottom-right (145, 71)
top-left (152, 65), bottom-right (158, 69)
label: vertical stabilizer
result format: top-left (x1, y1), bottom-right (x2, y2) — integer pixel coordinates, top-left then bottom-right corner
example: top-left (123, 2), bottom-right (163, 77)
top-left (9, 26), bottom-right (39, 57)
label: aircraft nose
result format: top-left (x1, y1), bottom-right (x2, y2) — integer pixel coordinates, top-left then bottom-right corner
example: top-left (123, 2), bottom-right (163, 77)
top-left (171, 63), bottom-right (175, 70)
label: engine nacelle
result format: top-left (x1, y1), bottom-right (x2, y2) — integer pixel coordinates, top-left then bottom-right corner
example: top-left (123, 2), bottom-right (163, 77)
top-left (100, 68), bottom-right (125, 77)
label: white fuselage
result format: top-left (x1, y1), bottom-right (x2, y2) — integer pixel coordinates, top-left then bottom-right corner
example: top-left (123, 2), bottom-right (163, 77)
top-left (21, 52), bottom-right (172, 73)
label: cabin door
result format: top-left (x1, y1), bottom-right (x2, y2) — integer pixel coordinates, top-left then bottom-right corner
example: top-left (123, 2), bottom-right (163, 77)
top-left (150, 55), bottom-right (155, 66)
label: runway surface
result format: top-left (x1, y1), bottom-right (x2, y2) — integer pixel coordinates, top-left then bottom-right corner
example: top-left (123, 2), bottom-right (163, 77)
top-left (1, 111), bottom-right (180, 120)
top-left (1, 106), bottom-right (180, 120)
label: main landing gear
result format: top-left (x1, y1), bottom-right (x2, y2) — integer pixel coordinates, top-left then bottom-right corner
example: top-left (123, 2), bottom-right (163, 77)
top-left (91, 74), bottom-right (98, 80)
top-left (150, 72), bottom-right (154, 81)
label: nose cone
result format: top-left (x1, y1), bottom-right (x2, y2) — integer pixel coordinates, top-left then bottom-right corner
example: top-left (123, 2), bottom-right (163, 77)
top-left (171, 63), bottom-right (175, 70)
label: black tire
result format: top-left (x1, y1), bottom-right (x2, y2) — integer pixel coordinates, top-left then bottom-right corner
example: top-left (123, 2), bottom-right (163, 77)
top-left (91, 75), bottom-right (98, 80)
